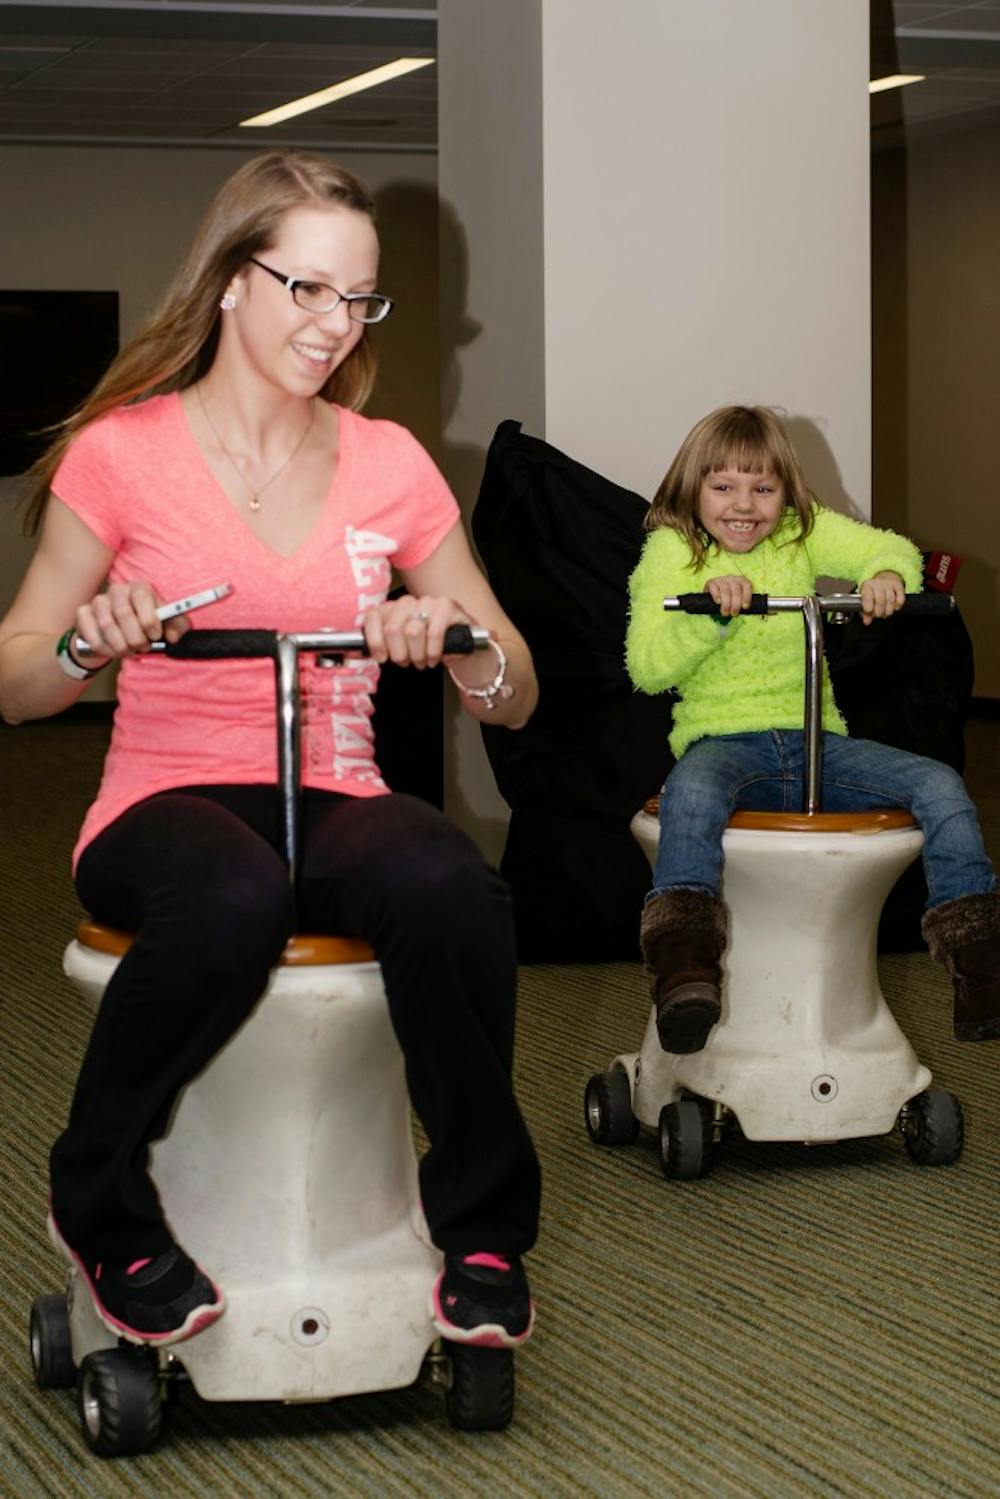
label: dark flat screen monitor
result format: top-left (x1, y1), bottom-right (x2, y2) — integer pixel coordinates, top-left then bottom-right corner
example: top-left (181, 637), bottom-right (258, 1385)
top-left (0, 289), bottom-right (119, 476)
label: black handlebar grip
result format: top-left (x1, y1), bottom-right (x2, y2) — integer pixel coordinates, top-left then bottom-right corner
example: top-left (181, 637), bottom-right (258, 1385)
top-left (671, 593), bottom-right (770, 615)
top-left (164, 624), bottom-right (479, 660)
top-left (896, 592), bottom-right (955, 616)
top-left (165, 629), bottom-right (279, 660)
top-left (668, 591), bottom-right (955, 618)
top-left (442, 623), bottom-right (476, 654)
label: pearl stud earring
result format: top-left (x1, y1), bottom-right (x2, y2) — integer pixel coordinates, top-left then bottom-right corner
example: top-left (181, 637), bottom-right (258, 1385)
top-left (220, 292), bottom-right (237, 311)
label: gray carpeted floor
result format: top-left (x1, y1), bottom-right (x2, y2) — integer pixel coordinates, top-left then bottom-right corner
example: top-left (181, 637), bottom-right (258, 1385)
top-left (1, 716), bottom-right (999, 1497)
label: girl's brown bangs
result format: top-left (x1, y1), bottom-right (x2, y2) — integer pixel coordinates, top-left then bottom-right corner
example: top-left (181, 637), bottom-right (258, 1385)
top-left (700, 432), bottom-right (780, 478)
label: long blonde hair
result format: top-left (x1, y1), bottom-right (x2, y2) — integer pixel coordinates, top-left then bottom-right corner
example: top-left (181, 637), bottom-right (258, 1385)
top-left (645, 405), bottom-right (815, 566)
top-left (24, 150), bottom-right (380, 534)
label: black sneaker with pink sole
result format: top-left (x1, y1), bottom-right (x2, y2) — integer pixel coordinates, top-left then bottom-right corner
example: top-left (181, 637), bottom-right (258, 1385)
top-left (430, 1252), bottom-right (535, 1349)
top-left (48, 1212), bottom-right (225, 1347)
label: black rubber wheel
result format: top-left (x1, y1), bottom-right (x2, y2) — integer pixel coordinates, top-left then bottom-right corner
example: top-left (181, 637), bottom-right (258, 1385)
top-left (445, 1345), bottom-right (515, 1432)
top-left (29, 1294), bottom-right (76, 1390)
top-left (76, 1348), bottom-right (164, 1458)
top-left (584, 1069), bottom-right (639, 1146)
top-left (658, 1098), bottom-right (715, 1180)
top-left (902, 1088), bottom-right (964, 1166)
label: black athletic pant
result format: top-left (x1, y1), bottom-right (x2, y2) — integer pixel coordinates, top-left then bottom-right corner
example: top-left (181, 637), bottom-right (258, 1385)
top-left (50, 785), bottom-right (541, 1262)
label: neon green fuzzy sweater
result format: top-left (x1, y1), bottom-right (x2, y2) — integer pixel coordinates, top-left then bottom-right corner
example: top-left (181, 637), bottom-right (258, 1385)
top-left (626, 505), bottom-right (923, 758)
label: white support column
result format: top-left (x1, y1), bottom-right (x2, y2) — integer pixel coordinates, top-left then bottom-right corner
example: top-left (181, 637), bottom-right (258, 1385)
top-left (439, 0), bottom-right (871, 855)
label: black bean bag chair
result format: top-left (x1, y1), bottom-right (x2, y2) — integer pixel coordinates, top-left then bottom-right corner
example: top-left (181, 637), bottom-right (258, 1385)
top-left (472, 421), bottom-right (674, 961)
top-left (826, 562), bottom-right (975, 950)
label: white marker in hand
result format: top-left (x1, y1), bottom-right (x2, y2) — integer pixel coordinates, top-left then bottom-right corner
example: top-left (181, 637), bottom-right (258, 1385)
top-left (155, 582), bottom-right (234, 622)
top-left (72, 583), bottom-right (234, 660)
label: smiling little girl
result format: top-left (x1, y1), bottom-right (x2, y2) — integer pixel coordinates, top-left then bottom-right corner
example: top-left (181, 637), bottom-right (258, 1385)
top-left (626, 404), bottom-right (1000, 1053)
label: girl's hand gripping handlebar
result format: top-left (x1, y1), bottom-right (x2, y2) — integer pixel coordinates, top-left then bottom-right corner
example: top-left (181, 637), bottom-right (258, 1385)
top-left (660, 592), bottom-right (955, 814)
top-left (662, 592), bottom-right (955, 617)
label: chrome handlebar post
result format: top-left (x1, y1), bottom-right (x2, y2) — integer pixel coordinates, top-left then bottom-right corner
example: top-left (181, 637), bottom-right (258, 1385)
top-left (801, 597), bottom-right (824, 814)
top-left (275, 635), bottom-right (302, 886)
top-left (659, 594), bottom-right (835, 812)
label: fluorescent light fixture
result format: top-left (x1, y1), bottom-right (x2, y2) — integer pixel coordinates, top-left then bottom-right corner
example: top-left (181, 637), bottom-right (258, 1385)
top-left (240, 58), bottom-right (435, 128)
top-left (869, 74), bottom-right (925, 94)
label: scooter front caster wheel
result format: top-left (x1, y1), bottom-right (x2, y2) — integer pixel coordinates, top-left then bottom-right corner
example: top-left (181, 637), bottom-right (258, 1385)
top-left (659, 1098), bottom-right (715, 1180)
top-left (900, 1088), bottom-right (964, 1166)
top-left (584, 1069), bottom-right (639, 1146)
top-left (77, 1347), bottom-right (164, 1458)
top-left (445, 1344), bottom-right (515, 1431)
top-left (29, 1293), bottom-right (75, 1390)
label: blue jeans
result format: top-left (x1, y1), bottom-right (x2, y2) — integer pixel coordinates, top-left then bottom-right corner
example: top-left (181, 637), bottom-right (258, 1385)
top-left (652, 731), bottom-right (995, 910)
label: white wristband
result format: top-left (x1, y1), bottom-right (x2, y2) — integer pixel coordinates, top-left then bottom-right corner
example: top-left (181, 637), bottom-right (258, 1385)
top-left (55, 629), bottom-right (106, 680)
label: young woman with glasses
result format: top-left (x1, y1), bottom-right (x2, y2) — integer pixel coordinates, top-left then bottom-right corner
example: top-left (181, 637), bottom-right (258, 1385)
top-left (0, 150), bottom-right (540, 1350)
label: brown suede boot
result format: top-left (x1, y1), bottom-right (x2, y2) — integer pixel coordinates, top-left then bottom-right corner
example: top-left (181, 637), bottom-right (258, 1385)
top-left (922, 892), bottom-right (1000, 1042)
top-left (640, 889), bottom-right (728, 1054)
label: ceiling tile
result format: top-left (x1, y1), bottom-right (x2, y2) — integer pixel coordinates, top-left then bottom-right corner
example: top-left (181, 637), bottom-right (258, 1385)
top-left (7, 0), bottom-right (1000, 150)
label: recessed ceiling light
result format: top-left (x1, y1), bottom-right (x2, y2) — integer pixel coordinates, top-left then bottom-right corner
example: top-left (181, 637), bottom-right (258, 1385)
top-left (869, 74), bottom-right (925, 95)
top-left (240, 58), bottom-right (435, 128)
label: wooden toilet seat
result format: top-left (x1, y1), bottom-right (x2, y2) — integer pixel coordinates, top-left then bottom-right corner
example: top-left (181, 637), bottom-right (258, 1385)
top-left (75, 919), bottom-right (375, 966)
top-left (640, 796), bottom-right (916, 834)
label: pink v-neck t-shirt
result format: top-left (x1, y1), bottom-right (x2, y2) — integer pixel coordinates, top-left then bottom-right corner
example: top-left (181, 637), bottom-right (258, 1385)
top-left (53, 393), bottom-right (461, 867)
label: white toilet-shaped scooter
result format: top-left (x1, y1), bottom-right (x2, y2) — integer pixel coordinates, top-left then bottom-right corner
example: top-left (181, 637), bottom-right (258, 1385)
top-left (29, 624), bottom-right (518, 1456)
top-left (584, 592), bottom-right (965, 1180)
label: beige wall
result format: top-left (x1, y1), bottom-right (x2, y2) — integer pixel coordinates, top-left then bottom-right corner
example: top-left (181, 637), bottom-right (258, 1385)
top-left (437, 0), bottom-right (545, 495)
top-left (440, 0), bottom-right (871, 511)
top-left (435, 0), bottom-right (547, 859)
top-left (439, 0), bottom-right (872, 856)
top-left (873, 126), bottom-right (1000, 697)
top-left (539, 0), bottom-right (872, 514)
top-left (0, 143), bottom-right (440, 701)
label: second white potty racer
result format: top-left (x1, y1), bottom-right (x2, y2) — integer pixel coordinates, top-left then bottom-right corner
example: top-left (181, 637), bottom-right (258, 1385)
top-left (585, 592), bottom-right (965, 1179)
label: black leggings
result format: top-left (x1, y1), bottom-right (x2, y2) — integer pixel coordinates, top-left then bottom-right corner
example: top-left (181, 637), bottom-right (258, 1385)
top-left (51, 785), bottom-right (541, 1261)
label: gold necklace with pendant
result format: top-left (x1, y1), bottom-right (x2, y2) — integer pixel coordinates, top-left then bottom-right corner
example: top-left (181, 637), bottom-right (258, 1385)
top-left (196, 385), bottom-right (316, 512)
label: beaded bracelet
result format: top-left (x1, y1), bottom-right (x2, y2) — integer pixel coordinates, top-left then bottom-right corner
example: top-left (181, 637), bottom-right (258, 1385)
top-left (446, 638), bottom-right (515, 712)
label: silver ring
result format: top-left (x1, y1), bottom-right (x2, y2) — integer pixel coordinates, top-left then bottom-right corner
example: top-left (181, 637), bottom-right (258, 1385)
top-left (409, 609), bottom-right (431, 625)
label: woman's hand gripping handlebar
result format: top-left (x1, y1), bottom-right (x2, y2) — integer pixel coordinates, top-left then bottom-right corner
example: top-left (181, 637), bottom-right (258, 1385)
top-left (70, 581), bottom-right (491, 665)
top-left (73, 623), bottom-right (491, 662)
top-left (72, 623), bottom-right (491, 886)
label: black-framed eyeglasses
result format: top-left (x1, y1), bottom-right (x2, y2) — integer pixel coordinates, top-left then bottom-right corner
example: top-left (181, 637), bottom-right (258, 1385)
top-left (248, 257), bottom-right (394, 325)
